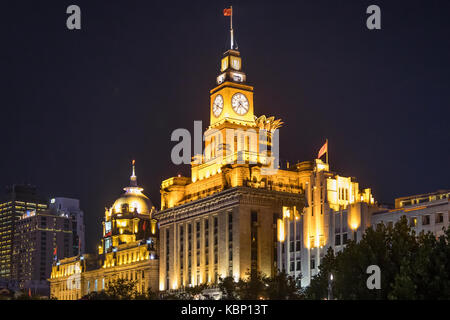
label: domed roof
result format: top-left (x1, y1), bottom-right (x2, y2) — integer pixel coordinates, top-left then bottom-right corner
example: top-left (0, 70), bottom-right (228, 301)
top-left (111, 161), bottom-right (153, 214)
top-left (112, 192), bottom-right (152, 214)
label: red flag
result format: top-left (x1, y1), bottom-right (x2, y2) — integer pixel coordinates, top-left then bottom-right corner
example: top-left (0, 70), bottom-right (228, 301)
top-left (28, 288), bottom-right (31, 297)
top-left (318, 140), bottom-right (328, 159)
top-left (223, 8), bottom-right (232, 16)
top-left (53, 246), bottom-right (57, 256)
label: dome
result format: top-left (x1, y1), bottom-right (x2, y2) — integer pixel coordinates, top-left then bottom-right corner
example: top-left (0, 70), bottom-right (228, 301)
top-left (111, 161), bottom-right (153, 214)
top-left (112, 192), bottom-right (152, 215)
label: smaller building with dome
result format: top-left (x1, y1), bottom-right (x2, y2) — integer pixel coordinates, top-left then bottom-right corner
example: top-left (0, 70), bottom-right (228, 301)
top-left (102, 160), bottom-right (157, 251)
top-left (49, 161), bottom-right (159, 300)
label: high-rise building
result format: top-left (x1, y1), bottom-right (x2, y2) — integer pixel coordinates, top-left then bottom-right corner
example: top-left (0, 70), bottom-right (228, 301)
top-left (11, 207), bottom-right (75, 296)
top-left (49, 162), bottom-right (159, 300)
top-left (49, 197), bottom-right (85, 256)
top-left (0, 185), bottom-right (48, 280)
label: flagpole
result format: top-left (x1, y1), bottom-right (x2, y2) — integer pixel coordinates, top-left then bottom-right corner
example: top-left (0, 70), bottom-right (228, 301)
top-left (326, 138), bottom-right (329, 164)
top-left (230, 6), bottom-right (234, 49)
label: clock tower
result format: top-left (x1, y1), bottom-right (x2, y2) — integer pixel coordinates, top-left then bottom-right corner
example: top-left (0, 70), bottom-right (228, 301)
top-left (191, 13), bottom-right (282, 182)
top-left (209, 49), bottom-right (255, 127)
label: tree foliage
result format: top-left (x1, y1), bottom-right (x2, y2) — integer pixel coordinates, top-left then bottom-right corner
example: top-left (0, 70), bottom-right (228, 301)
top-left (219, 270), bottom-right (303, 300)
top-left (82, 278), bottom-right (141, 300)
top-left (306, 216), bottom-right (450, 300)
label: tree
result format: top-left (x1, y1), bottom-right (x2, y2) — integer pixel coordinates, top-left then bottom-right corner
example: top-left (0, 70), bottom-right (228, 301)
top-left (307, 216), bottom-right (450, 300)
top-left (236, 270), bottom-right (268, 300)
top-left (144, 287), bottom-right (160, 300)
top-left (305, 247), bottom-right (336, 299)
top-left (82, 290), bottom-right (111, 300)
top-left (82, 278), bottom-right (138, 300)
top-left (105, 278), bottom-right (138, 299)
top-left (219, 276), bottom-right (238, 300)
top-left (265, 271), bottom-right (303, 300)
top-left (218, 270), bottom-right (305, 300)
top-left (184, 283), bottom-right (211, 299)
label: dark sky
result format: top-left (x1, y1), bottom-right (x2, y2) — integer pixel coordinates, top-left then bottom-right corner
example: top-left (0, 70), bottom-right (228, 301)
top-left (3, 0), bottom-right (449, 251)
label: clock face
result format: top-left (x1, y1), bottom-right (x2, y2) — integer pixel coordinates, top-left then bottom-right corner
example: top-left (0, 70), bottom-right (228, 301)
top-left (221, 58), bottom-right (228, 71)
top-left (213, 94), bottom-right (224, 117)
top-left (231, 93), bottom-right (249, 115)
top-left (231, 57), bottom-right (241, 70)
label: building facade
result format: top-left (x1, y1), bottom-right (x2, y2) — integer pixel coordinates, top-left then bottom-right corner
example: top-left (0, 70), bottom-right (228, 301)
top-left (49, 163), bottom-right (159, 300)
top-left (49, 197), bottom-right (86, 256)
top-left (0, 185), bottom-right (48, 280)
top-left (11, 208), bottom-right (74, 295)
top-left (371, 190), bottom-right (449, 237)
top-left (278, 160), bottom-right (379, 286)
top-left (155, 46), bottom-right (379, 290)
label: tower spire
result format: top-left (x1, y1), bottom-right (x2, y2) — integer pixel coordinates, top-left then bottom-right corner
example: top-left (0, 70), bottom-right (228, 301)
top-left (130, 160), bottom-right (137, 187)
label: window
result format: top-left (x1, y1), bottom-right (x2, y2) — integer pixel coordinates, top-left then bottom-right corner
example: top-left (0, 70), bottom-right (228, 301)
top-left (342, 212), bottom-right (348, 232)
top-left (166, 229), bottom-right (170, 273)
top-left (251, 211), bottom-right (258, 272)
top-left (311, 258), bottom-right (315, 269)
top-left (436, 213), bottom-right (444, 224)
top-left (228, 212), bottom-right (233, 269)
top-left (422, 215), bottom-right (430, 226)
top-left (204, 219), bottom-right (209, 266)
top-left (335, 234), bottom-right (341, 246)
top-left (410, 217), bottom-right (417, 227)
top-left (212, 217), bottom-right (218, 267)
top-left (196, 222), bottom-right (200, 250)
top-left (335, 214), bottom-right (341, 233)
top-left (342, 233), bottom-right (348, 244)
top-left (251, 211), bottom-right (258, 223)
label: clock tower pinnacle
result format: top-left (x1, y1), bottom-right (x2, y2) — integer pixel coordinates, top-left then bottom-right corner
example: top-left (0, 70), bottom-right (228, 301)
top-left (209, 48), bottom-right (255, 127)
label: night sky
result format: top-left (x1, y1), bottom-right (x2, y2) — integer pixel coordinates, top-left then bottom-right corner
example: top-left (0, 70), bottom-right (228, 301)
top-left (3, 0), bottom-right (449, 251)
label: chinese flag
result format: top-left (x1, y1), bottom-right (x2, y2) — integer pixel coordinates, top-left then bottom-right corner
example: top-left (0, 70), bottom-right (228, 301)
top-left (318, 140), bottom-right (328, 159)
top-left (223, 8), bottom-right (232, 16)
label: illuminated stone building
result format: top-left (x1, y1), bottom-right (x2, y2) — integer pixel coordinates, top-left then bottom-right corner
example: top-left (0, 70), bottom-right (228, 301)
top-left (0, 185), bottom-right (47, 280)
top-left (155, 38), bottom-right (380, 290)
top-left (49, 163), bottom-right (159, 300)
top-left (278, 160), bottom-right (379, 286)
top-left (157, 48), bottom-right (299, 290)
top-left (372, 190), bottom-right (449, 237)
